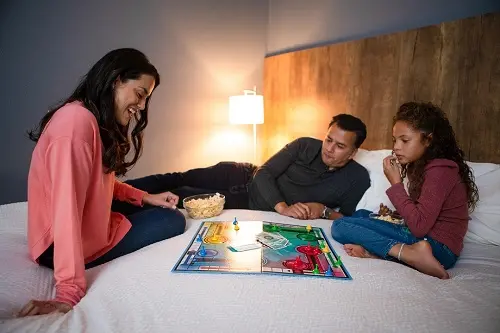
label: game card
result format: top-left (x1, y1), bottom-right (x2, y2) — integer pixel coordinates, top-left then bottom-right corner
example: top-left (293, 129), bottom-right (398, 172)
top-left (256, 232), bottom-right (289, 250)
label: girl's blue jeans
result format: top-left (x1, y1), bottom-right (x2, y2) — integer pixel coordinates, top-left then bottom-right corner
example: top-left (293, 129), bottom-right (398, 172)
top-left (331, 209), bottom-right (458, 269)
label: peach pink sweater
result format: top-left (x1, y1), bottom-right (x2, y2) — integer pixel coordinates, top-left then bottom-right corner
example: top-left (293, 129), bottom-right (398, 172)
top-left (27, 101), bottom-right (146, 306)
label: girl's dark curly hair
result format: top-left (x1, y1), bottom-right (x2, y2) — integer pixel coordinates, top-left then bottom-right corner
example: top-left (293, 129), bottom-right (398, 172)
top-left (28, 48), bottom-right (160, 176)
top-left (394, 102), bottom-right (479, 212)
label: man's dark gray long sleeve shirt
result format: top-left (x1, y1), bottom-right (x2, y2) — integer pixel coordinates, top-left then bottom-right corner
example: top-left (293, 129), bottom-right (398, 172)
top-left (248, 137), bottom-right (370, 216)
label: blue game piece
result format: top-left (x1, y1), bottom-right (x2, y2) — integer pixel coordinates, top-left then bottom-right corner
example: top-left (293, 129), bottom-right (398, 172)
top-left (199, 246), bottom-right (206, 256)
top-left (233, 217), bottom-right (238, 225)
top-left (325, 266), bottom-right (333, 277)
top-left (196, 234), bottom-right (203, 242)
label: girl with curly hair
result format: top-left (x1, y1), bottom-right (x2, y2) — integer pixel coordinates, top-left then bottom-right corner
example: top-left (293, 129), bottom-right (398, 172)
top-left (331, 102), bottom-right (479, 279)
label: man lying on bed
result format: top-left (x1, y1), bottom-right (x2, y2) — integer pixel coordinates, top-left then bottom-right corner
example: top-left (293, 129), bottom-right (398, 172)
top-left (116, 114), bottom-right (371, 220)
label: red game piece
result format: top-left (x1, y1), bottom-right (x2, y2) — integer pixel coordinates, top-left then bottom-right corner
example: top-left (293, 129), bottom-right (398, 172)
top-left (283, 255), bottom-right (308, 271)
top-left (297, 244), bottom-right (322, 256)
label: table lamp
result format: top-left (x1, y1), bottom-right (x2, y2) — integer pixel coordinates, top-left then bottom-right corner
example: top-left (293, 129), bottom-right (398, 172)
top-left (229, 87), bottom-right (264, 162)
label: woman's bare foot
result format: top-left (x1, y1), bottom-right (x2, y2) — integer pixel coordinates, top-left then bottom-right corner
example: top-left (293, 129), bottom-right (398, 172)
top-left (344, 244), bottom-right (379, 259)
top-left (393, 240), bottom-right (449, 279)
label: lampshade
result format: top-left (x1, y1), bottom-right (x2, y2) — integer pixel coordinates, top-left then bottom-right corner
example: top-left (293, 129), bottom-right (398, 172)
top-left (228, 91), bottom-right (264, 125)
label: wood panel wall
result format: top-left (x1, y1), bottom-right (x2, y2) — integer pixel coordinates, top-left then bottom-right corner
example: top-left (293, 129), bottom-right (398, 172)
top-left (262, 12), bottom-right (500, 164)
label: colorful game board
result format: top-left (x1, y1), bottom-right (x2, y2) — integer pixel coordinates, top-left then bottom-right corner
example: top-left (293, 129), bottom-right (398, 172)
top-left (172, 220), bottom-right (352, 280)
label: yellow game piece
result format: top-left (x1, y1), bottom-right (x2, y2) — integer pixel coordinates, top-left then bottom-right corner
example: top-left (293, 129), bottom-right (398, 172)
top-left (234, 224), bottom-right (240, 231)
top-left (321, 246), bottom-right (330, 253)
top-left (306, 225), bottom-right (312, 232)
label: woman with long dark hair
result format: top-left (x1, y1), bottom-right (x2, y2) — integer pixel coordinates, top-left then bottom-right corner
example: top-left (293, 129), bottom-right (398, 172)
top-left (331, 102), bottom-right (479, 279)
top-left (17, 48), bottom-right (186, 317)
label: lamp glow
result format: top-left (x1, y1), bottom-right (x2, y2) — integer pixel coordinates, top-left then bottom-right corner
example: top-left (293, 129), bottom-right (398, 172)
top-left (228, 87), bottom-right (264, 162)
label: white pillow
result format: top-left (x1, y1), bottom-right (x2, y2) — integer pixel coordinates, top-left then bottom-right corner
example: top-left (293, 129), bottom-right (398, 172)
top-left (467, 161), bottom-right (500, 177)
top-left (465, 164), bottom-right (500, 245)
top-left (354, 149), bottom-right (397, 212)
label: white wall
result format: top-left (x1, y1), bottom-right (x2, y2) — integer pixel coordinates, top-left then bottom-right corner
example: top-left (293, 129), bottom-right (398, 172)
top-left (0, 0), bottom-right (269, 204)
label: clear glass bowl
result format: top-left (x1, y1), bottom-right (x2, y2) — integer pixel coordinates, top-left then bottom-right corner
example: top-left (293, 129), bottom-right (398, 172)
top-left (182, 193), bottom-right (225, 219)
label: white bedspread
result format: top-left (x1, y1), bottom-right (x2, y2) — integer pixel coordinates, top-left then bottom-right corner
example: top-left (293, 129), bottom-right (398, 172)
top-left (1, 202), bottom-right (499, 333)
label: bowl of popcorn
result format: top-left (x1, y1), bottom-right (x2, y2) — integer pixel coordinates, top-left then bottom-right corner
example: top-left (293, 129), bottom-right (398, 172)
top-left (369, 204), bottom-right (405, 225)
top-left (183, 193), bottom-right (225, 219)
top-left (369, 212), bottom-right (405, 225)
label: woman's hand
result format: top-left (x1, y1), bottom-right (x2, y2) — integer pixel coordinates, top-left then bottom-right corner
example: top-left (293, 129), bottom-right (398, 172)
top-left (383, 156), bottom-right (402, 185)
top-left (16, 299), bottom-right (72, 317)
top-left (143, 192), bottom-right (179, 209)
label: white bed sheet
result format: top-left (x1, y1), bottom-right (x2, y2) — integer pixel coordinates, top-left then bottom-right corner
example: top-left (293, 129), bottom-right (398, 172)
top-left (1, 202), bottom-right (499, 333)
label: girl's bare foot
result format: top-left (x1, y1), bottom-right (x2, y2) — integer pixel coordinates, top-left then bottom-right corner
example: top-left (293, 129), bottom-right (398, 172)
top-left (393, 240), bottom-right (449, 279)
top-left (344, 244), bottom-right (379, 259)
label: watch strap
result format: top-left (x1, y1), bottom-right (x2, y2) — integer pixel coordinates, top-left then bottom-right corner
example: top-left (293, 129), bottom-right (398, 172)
top-left (321, 206), bottom-right (328, 219)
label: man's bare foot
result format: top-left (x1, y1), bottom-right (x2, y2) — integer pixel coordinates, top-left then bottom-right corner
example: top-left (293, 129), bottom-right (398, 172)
top-left (395, 240), bottom-right (449, 279)
top-left (344, 244), bottom-right (379, 259)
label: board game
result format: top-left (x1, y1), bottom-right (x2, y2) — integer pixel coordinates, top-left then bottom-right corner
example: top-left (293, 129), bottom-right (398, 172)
top-left (172, 220), bottom-right (352, 280)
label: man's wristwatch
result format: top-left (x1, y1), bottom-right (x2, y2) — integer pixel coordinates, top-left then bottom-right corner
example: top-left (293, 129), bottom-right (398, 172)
top-left (321, 206), bottom-right (333, 219)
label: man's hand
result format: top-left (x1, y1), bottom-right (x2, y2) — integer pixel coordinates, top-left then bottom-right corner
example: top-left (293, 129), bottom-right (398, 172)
top-left (304, 202), bottom-right (324, 219)
top-left (275, 202), bottom-right (310, 219)
top-left (16, 299), bottom-right (72, 317)
top-left (143, 192), bottom-right (179, 209)
top-left (274, 202), bottom-right (327, 220)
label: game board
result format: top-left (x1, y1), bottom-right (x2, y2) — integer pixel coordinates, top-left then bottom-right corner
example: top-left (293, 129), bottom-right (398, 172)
top-left (172, 220), bottom-right (352, 280)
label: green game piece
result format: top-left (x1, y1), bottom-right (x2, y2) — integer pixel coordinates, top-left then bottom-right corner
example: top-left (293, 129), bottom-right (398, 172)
top-left (312, 264), bottom-right (320, 274)
top-left (332, 255), bottom-right (342, 268)
top-left (320, 242), bottom-right (326, 249)
top-left (271, 224), bottom-right (279, 231)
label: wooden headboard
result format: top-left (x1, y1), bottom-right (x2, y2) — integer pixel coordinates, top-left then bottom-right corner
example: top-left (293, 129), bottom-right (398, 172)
top-left (262, 12), bottom-right (500, 164)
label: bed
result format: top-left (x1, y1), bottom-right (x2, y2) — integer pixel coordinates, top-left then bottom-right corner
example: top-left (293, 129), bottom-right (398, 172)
top-left (1, 149), bottom-right (499, 333)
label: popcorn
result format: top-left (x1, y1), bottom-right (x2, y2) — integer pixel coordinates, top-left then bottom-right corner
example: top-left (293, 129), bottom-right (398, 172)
top-left (183, 193), bottom-right (225, 219)
top-left (374, 214), bottom-right (405, 225)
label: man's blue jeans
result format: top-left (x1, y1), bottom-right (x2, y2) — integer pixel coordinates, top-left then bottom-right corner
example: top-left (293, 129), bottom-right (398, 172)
top-left (331, 209), bottom-right (458, 269)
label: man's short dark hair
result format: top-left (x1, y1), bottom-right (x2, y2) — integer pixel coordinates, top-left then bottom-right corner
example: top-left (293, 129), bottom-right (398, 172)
top-left (328, 114), bottom-right (367, 148)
